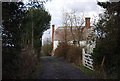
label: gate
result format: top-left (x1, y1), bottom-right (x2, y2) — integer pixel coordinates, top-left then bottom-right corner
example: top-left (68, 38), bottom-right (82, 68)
top-left (82, 48), bottom-right (93, 70)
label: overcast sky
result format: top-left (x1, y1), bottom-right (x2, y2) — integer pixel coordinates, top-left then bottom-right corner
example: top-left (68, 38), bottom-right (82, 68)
top-left (42, 0), bottom-right (108, 45)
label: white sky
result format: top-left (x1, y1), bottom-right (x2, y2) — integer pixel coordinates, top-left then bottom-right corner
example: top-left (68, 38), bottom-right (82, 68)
top-left (42, 0), bottom-right (108, 44)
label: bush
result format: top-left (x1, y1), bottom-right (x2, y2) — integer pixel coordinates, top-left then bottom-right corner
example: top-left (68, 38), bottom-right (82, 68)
top-left (2, 47), bottom-right (20, 79)
top-left (54, 42), bottom-right (69, 59)
top-left (54, 42), bottom-right (82, 65)
top-left (41, 43), bottom-right (52, 56)
top-left (67, 45), bottom-right (82, 65)
top-left (2, 45), bottom-right (40, 79)
top-left (18, 45), bottom-right (40, 79)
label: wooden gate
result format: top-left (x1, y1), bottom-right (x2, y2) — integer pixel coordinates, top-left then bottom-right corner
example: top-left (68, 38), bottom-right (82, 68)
top-left (82, 48), bottom-right (93, 70)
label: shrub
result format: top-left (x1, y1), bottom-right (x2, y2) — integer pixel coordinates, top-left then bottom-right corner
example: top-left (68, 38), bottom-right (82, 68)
top-left (66, 45), bottom-right (82, 65)
top-left (18, 45), bottom-right (40, 79)
top-left (41, 43), bottom-right (52, 56)
top-left (2, 47), bottom-right (20, 79)
top-left (54, 42), bottom-right (82, 65)
top-left (54, 42), bottom-right (69, 59)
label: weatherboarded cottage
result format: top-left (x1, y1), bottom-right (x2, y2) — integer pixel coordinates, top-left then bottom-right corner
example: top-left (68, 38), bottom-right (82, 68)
top-left (51, 17), bottom-right (96, 70)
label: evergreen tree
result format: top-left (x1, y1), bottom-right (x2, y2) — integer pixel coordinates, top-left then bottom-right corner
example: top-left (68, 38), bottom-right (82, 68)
top-left (21, 2), bottom-right (51, 58)
top-left (2, 1), bottom-right (51, 79)
top-left (2, 2), bottom-right (25, 79)
top-left (93, 1), bottom-right (120, 78)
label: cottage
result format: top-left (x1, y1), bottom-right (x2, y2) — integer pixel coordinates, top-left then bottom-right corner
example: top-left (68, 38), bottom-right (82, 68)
top-left (52, 18), bottom-right (95, 54)
top-left (51, 17), bottom-right (96, 70)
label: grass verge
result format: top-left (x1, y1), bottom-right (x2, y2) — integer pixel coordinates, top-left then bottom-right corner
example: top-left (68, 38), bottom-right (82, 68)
top-left (32, 59), bottom-right (44, 79)
top-left (76, 65), bottom-right (102, 79)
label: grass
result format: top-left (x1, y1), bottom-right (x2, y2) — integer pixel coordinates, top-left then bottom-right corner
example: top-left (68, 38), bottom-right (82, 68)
top-left (76, 65), bottom-right (102, 79)
top-left (78, 66), bottom-right (118, 79)
top-left (52, 56), bottom-right (63, 61)
top-left (31, 59), bottom-right (44, 79)
top-left (52, 61), bottom-right (60, 66)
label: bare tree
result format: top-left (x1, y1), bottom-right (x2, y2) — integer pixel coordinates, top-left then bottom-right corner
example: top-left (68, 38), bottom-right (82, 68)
top-left (61, 10), bottom-right (69, 43)
top-left (72, 12), bottom-right (85, 46)
top-left (62, 10), bottom-right (85, 46)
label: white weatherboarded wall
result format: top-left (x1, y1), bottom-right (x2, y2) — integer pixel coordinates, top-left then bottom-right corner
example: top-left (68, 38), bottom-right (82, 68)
top-left (54, 41), bottom-right (59, 50)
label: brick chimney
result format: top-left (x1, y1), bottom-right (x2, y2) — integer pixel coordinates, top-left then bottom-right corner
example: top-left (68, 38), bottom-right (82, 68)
top-left (52, 25), bottom-right (55, 56)
top-left (85, 17), bottom-right (90, 28)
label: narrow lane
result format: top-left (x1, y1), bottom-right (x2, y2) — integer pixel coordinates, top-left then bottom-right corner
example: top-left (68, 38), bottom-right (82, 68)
top-left (38, 56), bottom-right (91, 79)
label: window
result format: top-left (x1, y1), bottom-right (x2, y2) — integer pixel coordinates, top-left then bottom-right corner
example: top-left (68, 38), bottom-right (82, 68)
top-left (73, 40), bottom-right (78, 44)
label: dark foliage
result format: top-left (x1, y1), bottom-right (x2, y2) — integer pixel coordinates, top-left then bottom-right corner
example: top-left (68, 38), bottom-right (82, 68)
top-left (2, 1), bottom-right (51, 79)
top-left (2, 2), bottom-right (25, 79)
top-left (93, 1), bottom-right (120, 78)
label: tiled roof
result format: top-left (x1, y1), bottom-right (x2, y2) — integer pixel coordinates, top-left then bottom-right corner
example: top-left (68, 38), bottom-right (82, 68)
top-left (54, 26), bottom-right (94, 41)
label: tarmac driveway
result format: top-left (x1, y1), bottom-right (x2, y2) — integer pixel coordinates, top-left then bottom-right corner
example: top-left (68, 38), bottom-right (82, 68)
top-left (38, 56), bottom-right (91, 79)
